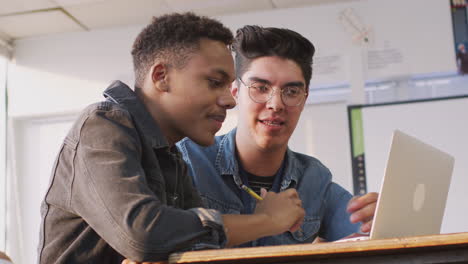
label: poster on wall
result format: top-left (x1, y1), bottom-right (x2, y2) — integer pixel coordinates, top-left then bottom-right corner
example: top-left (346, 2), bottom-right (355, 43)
top-left (360, 0), bottom-right (456, 79)
top-left (336, 0), bottom-right (456, 81)
top-left (451, 0), bottom-right (468, 75)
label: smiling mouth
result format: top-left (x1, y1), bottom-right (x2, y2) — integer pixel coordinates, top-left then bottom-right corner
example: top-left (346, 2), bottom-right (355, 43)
top-left (260, 120), bottom-right (284, 127)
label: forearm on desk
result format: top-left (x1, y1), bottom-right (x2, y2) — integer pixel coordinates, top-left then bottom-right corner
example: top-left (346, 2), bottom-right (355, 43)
top-left (222, 213), bottom-right (273, 247)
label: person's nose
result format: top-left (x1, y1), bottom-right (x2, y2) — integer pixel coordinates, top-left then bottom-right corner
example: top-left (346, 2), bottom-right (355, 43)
top-left (218, 87), bottom-right (236, 109)
top-left (266, 87), bottom-right (284, 112)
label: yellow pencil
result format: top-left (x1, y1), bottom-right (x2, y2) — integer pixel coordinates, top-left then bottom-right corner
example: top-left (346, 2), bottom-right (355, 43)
top-left (241, 185), bottom-right (263, 201)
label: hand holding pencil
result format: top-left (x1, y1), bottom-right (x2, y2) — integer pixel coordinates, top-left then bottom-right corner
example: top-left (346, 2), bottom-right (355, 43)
top-left (248, 186), bottom-right (304, 234)
top-left (241, 184), bottom-right (263, 201)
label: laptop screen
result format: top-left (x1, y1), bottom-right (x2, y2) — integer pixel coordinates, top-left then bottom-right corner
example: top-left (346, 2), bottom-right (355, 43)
top-left (369, 130), bottom-right (454, 239)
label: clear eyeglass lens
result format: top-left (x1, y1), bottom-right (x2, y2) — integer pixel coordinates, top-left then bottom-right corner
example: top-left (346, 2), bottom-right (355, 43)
top-left (249, 83), bottom-right (271, 102)
top-left (282, 87), bottom-right (305, 106)
top-left (248, 82), bottom-right (305, 106)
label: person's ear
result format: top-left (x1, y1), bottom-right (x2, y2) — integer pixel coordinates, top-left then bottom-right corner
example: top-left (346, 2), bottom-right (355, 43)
top-left (231, 81), bottom-right (239, 102)
top-left (150, 62), bottom-right (169, 92)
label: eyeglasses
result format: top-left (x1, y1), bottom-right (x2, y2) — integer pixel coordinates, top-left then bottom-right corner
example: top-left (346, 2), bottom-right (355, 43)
top-left (238, 78), bottom-right (308, 107)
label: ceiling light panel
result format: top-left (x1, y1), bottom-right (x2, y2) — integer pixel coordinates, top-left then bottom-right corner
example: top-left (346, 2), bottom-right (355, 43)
top-left (272, 0), bottom-right (357, 8)
top-left (0, 0), bottom-right (57, 15)
top-left (0, 10), bottom-right (83, 39)
top-left (51, 0), bottom-right (107, 6)
top-left (63, 0), bottom-right (170, 29)
top-left (166, 0), bottom-right (274, 16)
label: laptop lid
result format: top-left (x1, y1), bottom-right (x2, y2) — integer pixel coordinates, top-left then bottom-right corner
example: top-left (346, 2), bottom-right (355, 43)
top-left (369, 130), bottom-right (455, 239)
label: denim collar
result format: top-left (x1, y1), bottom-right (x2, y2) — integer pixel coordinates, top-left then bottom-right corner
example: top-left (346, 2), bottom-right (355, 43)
top-left (215, 128), bottom-right (303, 190)
top-left (103, 80), bottom-right (169, 149)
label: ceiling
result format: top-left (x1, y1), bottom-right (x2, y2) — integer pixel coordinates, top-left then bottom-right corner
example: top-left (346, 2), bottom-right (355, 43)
top-left (0, 0), bottom-right (353, 44)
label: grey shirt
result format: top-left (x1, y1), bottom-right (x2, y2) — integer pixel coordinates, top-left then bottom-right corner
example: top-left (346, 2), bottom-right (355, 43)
top-left (38, 81), bottom-right (226, 263)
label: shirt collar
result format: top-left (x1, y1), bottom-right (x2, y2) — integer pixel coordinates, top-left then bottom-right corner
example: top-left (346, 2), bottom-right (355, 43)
top-left (215, 127), bottom-right (301, 189)
top-left (103, 80), bottom-right (169, 149)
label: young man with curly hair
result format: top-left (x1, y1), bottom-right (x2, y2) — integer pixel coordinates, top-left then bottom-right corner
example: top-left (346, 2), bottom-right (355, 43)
top-left (38, 14), bottom-right (305, 264)
top-left (177, 25), bottom-right (378, 246)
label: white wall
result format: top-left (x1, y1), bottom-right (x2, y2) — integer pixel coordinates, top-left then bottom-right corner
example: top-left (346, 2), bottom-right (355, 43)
top-left (221, 0), bottom-right (455, 83)
top-left (0, 56), bottom-right (7, 252)
top-left (8, 25), bottom-right (139, 117)
top-left (5, 0), bottom-right (459, 263)
top-left (291, 102), bottom-right (353, 190)
top-left (9, 0), bottom-right (455, 117)
top-left (7, 116), bottom-right (76, 264)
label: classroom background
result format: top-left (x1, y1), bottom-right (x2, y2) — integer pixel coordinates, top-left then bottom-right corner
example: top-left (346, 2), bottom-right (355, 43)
top-left (1, 0), bottom-right (467, 263)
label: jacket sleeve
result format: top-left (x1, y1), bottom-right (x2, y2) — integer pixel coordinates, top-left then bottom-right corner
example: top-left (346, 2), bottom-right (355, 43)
top-left (70, 108), bottom-right (226, 261)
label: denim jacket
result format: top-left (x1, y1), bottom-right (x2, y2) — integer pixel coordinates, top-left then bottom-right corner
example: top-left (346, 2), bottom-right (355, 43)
top-left (177, 128), bottom-right (359, 246)
top-left (38, 81), bottom-right (226, 263)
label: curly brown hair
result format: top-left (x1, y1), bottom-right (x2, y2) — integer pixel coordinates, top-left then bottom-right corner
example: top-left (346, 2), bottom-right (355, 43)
top-left (131, 12), bottom-right (233, 88)
top-left (232, 25), bottom-right (315, 88)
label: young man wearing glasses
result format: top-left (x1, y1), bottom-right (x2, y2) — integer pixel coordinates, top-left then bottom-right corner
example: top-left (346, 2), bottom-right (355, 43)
top-left (177, 25), bottom-right (378, 246)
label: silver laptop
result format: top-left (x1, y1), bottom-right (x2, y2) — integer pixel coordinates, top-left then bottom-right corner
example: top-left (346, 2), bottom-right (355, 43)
top-left (340, 130), bottom-right (455, 241)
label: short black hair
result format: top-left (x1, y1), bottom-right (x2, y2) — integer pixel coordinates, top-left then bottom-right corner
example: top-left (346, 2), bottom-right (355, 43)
top-left (131, 12), bottom-right (233, 88)
top-left (232, 25), bottom-right (315, 88)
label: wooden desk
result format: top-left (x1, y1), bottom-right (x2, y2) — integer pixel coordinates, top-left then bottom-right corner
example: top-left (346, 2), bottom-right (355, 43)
top-left (169, 232), bottom-right (468, 264)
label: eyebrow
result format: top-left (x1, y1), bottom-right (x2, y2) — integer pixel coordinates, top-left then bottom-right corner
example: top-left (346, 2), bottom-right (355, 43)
top-left (248, 76), bottom-right (305, 88)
